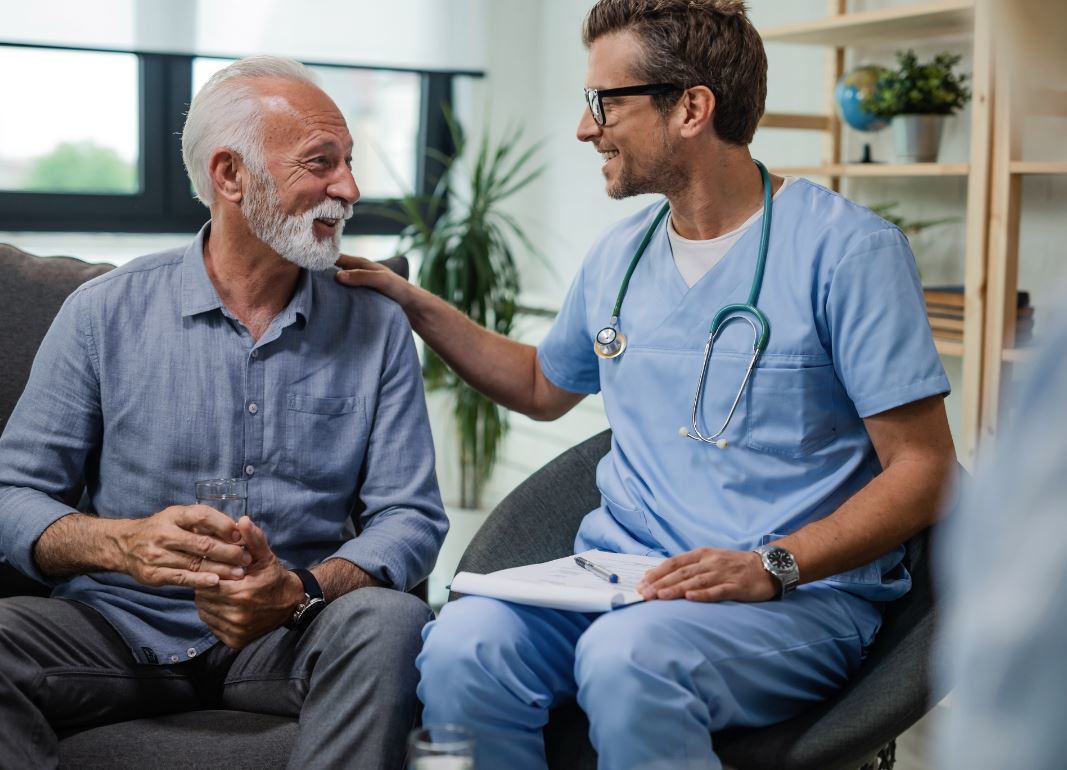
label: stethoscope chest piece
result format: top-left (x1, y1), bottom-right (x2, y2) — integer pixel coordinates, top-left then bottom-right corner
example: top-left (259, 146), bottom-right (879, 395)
top-left (594, 325), bottom-right (627, 359)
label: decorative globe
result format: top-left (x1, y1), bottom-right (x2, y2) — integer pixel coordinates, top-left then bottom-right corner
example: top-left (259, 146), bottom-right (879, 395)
top-left (835, 65), bottom-right (890, 133)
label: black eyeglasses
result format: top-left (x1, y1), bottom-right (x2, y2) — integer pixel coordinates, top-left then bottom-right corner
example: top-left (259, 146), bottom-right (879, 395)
top-left (583, 83), bottom-right (683, 126)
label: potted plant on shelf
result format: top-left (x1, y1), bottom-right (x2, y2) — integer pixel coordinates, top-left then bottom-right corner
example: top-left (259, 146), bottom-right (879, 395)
top-left (389, 110), bottom-right (544, 512)
top-left (862, 49), bottom-right (971, 163)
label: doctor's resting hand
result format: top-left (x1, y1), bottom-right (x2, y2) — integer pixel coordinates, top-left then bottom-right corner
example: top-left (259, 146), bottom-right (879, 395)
top-left (636, 547), bottom-right (778, 602)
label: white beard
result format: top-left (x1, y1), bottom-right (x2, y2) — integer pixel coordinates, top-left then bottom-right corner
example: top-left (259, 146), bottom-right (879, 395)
top-left (242, 171), bottom-right (353, 271)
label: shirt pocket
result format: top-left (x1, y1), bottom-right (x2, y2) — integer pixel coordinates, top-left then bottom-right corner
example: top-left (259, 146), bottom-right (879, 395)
top-left (283, 394), bottom-right (368, 485)
top-left (598, 484), bottom-right (658, 546)
top-left (745, 362), bottom-right (838, 458)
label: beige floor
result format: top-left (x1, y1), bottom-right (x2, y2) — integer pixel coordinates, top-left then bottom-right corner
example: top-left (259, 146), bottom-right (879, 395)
top-left (893, 702), bottom-right (948, 770)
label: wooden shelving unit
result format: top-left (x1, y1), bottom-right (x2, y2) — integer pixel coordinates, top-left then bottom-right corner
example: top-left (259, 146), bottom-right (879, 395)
top-left (979, 1), bottom-right (1067, 445)
top-left (760, 0), bottom-right (1067, 461)
top-left (1000, 347), bottom-right (1035, 363)
top-left (759, 0), bottom-right (993, 464)
top-left (934, 339), bottom-right (964, 358)
top-left (1008, 161), bottom-right (1067, 176)
top-left (760, 1), bottom-right (974, 47)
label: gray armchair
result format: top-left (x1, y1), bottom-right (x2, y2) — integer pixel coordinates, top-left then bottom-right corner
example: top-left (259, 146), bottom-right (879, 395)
top-left (0, 243), bottom-right (411, 769)
top-left (455, 429), bottom-right (948, 770)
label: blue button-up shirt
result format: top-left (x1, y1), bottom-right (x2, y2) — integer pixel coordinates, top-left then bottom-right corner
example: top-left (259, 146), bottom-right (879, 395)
top-left (0, 228), bottom-right (447, 665)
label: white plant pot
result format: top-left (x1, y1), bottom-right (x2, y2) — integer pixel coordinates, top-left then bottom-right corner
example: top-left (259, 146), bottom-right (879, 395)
top-left (428, 505), bottom-right (492, 609)
top-left (891, 114), bottom-right (946, 163)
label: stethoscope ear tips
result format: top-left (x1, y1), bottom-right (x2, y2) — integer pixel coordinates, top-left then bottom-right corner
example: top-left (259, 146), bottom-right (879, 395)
top-left (679, 427), bottom-right (728, 449)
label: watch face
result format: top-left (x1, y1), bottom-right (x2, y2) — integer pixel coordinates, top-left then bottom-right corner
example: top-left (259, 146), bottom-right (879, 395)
top-left (767, 549), bottom-right (795, 571)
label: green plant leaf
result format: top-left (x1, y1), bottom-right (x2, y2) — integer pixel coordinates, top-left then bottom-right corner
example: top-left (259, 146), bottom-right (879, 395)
top-left (860, 48), bottom-right (971, 118)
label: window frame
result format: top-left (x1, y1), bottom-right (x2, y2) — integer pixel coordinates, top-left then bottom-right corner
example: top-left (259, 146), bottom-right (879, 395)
top-left (0, 42), bottom-right (475, 235)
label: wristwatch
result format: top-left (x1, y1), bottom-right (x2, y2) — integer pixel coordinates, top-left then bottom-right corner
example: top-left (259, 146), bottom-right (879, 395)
top-left (752, 545), bottom-right (800, 599)
top-left (285, 568), bottom-right (326, 631)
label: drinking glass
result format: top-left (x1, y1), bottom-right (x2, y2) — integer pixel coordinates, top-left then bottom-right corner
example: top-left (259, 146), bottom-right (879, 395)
top-left (194, 477), bottom-right (247, 522)
top-left (407, 725), bottom-right (475, 770)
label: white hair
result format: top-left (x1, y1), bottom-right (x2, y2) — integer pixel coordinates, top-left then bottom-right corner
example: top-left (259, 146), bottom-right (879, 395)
top-left (181, 55), bottom-right (319, 207)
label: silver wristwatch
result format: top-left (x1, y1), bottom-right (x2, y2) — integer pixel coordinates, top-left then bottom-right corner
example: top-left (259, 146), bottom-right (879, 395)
top-left (285, 568), bottom-right (326, 630)
top-left (753, 545), bottom-right (800, 599)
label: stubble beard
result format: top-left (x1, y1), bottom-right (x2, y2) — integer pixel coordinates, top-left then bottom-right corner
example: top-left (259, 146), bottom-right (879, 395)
top-left (241, 170), bottom-right (353, 271)
top-left (606, 123), bottom-right (686, 200)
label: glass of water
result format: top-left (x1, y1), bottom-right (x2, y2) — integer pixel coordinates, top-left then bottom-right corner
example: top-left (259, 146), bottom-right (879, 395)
top-left (407, 725), bottom-right (475, 770)
top-left (194, 477), bottom-right (247, 522)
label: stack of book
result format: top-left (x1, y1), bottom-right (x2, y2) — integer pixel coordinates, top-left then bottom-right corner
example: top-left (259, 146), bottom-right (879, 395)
top-left (924, 286), bottom-right (1034, 345)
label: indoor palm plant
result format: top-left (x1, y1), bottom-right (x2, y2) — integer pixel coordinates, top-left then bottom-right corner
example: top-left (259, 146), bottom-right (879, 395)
top-left (862, 49), bottom-right (972, 162)
top-left (868, 201), bottom-right (958, 239)
top-left (389, 111), bottom-right (544, 510)
top-left (868, 201), bottom-right (959, 281)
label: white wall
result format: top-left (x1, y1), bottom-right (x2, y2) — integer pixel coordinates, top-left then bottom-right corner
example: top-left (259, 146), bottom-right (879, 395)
top-left (0, 0), bottom-right (489, 72)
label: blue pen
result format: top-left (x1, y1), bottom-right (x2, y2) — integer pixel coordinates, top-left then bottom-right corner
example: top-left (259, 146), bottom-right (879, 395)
top-left (574, 555), bottom-right (619, 584)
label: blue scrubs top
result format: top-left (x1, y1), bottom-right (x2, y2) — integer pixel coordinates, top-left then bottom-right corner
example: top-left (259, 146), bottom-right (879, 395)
top-left (538, 179), bottom-right (950, 601)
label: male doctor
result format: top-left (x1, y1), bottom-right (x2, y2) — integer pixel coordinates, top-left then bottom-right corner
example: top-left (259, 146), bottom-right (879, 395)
top-left (336, 0), bottom-right (956, 767)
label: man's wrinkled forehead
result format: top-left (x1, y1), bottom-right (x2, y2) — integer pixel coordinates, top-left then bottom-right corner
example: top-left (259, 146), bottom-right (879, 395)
top-left (253, 82), bottom-right (353, 151)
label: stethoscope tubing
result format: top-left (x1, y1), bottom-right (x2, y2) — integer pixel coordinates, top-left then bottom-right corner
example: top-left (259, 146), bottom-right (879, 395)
top-left (594, 159), bottom-right (775, 447)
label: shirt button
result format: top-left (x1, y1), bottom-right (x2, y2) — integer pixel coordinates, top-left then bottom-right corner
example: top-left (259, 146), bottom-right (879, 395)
top-left (170, 655), bottom-right (179, 663)
top-left (248, 402), bottom-right (258, 415)
top-left (187, 648), bottom-right (197, 658)
top-left (245, 464), bottom-right (255, 476)
top-left (250, 349), bottom-right (259, 358)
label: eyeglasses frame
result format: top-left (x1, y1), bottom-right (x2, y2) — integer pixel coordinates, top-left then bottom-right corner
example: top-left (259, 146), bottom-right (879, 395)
top-left (583, 83), bottom-right (684, 126)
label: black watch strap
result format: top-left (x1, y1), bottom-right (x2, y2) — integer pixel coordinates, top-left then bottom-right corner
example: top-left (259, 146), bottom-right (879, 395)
top-left (293, 568), bottom-right (324, 602)
top-left (286, 568), bottom-right (326, 630)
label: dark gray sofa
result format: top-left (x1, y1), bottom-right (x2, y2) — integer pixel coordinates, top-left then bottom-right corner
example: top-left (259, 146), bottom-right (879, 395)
top-left (0, 243), bottom-right (408, 768)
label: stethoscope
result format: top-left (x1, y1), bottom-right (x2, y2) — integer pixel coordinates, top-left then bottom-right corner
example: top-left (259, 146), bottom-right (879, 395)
top-left (593, 159), bottom-right (773, 450)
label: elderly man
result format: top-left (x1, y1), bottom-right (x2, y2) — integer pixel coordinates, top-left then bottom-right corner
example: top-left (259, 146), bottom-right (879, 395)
top-left (0, 56), bottom-right (446, 769)
top-left (336, 1), bottom-right (957, 768)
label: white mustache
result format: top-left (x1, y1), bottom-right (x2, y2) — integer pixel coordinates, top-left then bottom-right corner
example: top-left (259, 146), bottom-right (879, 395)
top-left (304, 199), bottom-right (354, 222)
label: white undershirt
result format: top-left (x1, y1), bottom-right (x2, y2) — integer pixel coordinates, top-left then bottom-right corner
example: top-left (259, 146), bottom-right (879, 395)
top-left (667, 176), bottom-right (796, 287)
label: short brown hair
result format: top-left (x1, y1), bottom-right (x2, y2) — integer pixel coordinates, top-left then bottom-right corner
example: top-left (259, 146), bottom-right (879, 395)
top-left (582, 0), bottom-right (767, 145)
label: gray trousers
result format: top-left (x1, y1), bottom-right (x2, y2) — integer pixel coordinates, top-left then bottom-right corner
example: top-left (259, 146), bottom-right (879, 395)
top-left (0, 587), bottom-right (432, 770)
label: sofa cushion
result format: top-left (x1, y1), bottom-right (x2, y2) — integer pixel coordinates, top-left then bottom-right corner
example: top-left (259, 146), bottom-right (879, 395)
top-left (58, 710), bottom-right (298, 769)
top-left (1, 244), bottom-right (114, 596)
top-left (0, 243), bottom-right (114, 434)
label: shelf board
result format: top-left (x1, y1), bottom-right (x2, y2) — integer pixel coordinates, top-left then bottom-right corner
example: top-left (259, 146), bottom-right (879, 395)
top-left (1010, 161), bottom-right (1067, 175)
top-left (934, 338), bottom-right (964, 357)
top-left (773, 163), bottom-right (968, 178)
top-left (1001, 346), bottom-right (1037, 363)
top-left (760, 112), bottom-right (833, 131)
top-left (761, 1), bottom-right (974, 47)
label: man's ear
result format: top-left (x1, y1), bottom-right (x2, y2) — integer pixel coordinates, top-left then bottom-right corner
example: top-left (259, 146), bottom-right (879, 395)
top-left (677, 86), bottom-right (715, 139)
top-left (208, 148), bottom-right (246, 204)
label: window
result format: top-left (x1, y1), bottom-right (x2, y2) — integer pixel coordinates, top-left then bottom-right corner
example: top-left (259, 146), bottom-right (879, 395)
top-left (0, 43), bottom-right (472, 234)
top-left (0, 47), bottom-right (140, 195)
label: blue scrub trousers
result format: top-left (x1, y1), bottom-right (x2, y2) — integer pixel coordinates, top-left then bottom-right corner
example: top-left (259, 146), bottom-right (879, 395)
top-left (417, 584), bottom-right (881, 770)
